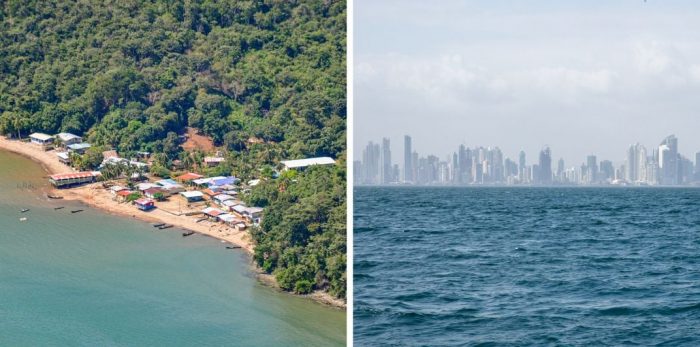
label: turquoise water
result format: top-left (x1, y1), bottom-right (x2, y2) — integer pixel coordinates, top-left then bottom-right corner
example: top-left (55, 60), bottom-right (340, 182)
top-left (355, 186), bottom-right (700, 346)
top-left (0, 150), bottom-right (345, 346)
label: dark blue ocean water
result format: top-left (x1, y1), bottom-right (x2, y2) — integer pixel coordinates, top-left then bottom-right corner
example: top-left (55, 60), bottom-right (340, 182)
top-left (354, 187), bottom-right (700, 346)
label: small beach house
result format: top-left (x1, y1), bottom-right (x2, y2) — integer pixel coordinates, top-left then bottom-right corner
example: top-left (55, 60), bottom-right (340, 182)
top-left (56, 152), bottom-right (71, 164)
top-left (134, 198), bottom-right (155, 211)
top-left (67, 143), bottom-right (91, 154)
top-left (202, 207), bottom-right (226, 221)
top-left (55, 133), bottom-right (82, 146)
top-left (29, 133), bottom-right (54, 150)
top-left (180, 191), bottom-right (204, 202)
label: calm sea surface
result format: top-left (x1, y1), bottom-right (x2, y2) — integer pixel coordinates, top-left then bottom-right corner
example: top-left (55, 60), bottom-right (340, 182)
top-left (354, 186), bottom-right (700, 346)
top-left (0, 150), bottom-right (345, 346)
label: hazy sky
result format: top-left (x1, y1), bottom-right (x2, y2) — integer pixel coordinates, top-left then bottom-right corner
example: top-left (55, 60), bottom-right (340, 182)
top-left (354, 0), bottom-right (700, 167)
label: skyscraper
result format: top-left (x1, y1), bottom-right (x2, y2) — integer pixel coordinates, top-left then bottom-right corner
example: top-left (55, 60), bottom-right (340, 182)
top-left (659, 135), bottom-right (678, 185)
top-left (404, 135), bottom-right (413, 183)
top-left (586, 155), bottom-right (597, 184)
top-left (380, 138), bottom-right (392, 184)
top-left (362, 141), bottom-right (380, 185)
top-left (518, 150), bottom-right (526, 183)
top-left (538, 146), bottom-right (552, 184)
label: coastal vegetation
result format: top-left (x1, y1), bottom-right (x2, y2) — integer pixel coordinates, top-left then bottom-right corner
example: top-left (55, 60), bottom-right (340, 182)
top-left (0, 0), bottom-right (346, 299)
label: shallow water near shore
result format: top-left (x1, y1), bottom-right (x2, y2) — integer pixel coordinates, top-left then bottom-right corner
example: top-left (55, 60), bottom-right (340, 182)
top-left (0, 150), bottom-right (345, 346)
top-left (355, 186), bottom-right (700, 346)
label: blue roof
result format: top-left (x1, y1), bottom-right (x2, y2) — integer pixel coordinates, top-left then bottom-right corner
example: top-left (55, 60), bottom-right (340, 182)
top-left (157, 179), bottom-right (178, 186)
top-left (209, 176), bottom-right (237, 187)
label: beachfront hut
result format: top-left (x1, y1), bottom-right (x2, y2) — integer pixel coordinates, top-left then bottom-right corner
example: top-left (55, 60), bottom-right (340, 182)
top-left (180, 191), bottom-right (204, 202)
top-left (109, 185), bottom-right (128, 195)
top-left (29, 133), bottom-right (54, 150)
top-left (115, 190), bottom-right (133, 203)
top-left (202, 207), bottom-right (225, 221)
top-left (134, 198), bottom-right (155, 211)
top-left (280, 157), bottom-right (335, 171)
top-left (55, 133), bottom-right (82, 146)
top-left (56, 152), bottom-right (71, 164)
top-left (204, 156), bottom-right (225, 167)
top-left (48, 172), bottom-right (97, 188)
top-left (67, 143), bottom-right (91, 154)
top-left (217, 213), bottom-right (238, 226)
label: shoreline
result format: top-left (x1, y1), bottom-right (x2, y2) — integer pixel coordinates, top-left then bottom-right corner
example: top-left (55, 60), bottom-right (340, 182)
top-left (0, 136), bottom-right (346, 309)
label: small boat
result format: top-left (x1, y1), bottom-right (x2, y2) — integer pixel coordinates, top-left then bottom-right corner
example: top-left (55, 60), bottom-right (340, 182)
top-left (182, 231), bottom-right (195, 237)
top-left (159, 224), bottom-right (174, 230)
top-left (71, 209), bottom-right (84, 213)
top-left (47, 194), bottom-right (63, 199)
top-left (226, 246), bottom-right (241, 249)
top-left (153, 223), bottom-right (165, 228)
top-left (19, 217), bottom-right (27, 222)
top-left (54, 207), bottom-right (65, 210)
top-left (20, 209), bottom-right (30, 213)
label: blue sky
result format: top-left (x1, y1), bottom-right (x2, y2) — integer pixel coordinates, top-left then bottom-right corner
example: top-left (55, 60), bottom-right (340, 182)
top-left (354, 0), bottom-right (700, 166)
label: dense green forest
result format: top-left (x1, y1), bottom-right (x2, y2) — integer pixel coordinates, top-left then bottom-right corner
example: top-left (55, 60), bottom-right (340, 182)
top-left (0, 0), bottom-right (346, 299)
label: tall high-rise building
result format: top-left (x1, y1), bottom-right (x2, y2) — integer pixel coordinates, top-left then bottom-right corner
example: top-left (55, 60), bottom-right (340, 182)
top-left (518, 150), bottom-right (526, 183)
top-left (556, 158), bottom-right (565, 182)
top-left (380, 138), bottom-right (392, 184)
top-left (586, 155), bottom-right (598, 184)
top-left (599, 160), bottom-right (614, 182)
top-left (353, 160), bottom-right (363, 184)
top-left (404, 135), bottom-right (413, 183)
top-left (659, 135), bottom-right (678, 185)
top-left (362, 141), bottom-right (380, 185)
top-left (538, 146), bottom-right (552, 184)
top-left (626, 143), bottom-right (648, 184)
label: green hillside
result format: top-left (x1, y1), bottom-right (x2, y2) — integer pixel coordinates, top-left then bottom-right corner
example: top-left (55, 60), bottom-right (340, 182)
top-left (0, 0), bottom-right (346, 299)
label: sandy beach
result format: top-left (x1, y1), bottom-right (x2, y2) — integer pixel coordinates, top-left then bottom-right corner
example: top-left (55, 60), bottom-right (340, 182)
top-left (0, 136), bottom-right (345, 308)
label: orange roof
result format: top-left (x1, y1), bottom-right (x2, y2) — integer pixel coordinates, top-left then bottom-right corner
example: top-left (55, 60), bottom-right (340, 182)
top-left (117, 190), bottom-right (133, 196)
top-left (177, 172), bottom-right (204, 181)
top-left (49, 172), bottom-right (95, 180)
top-left (202, 188), bottom-right (219, 196)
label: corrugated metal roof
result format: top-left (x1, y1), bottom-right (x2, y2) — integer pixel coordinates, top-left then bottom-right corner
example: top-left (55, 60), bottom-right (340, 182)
top-left (56, 133), bottom-right (81, 142)
top-left (30, 133), bottom-right (53, 141)
top-left (180, 191), bottom-right (204, 198)
top-left (49, 172), bottom-right (95, 180)
top-left (281, 157), bottom-right (335, 169)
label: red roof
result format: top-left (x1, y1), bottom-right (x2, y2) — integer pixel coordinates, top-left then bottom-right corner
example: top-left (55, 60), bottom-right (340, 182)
top-left (177, 172), bottom-right (204, 181)
top-left (117, 190), bottom-right (133, 197)
top-left (49, 172), bottom-right (95, 180)
top-left (202, 188), bottom-right (219, 196)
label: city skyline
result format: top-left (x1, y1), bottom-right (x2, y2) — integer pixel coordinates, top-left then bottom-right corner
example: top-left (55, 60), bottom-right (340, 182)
top-left (356, 0), bottom-right (700, 163)
top-left (355, 134), bottom-right (700, 187)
